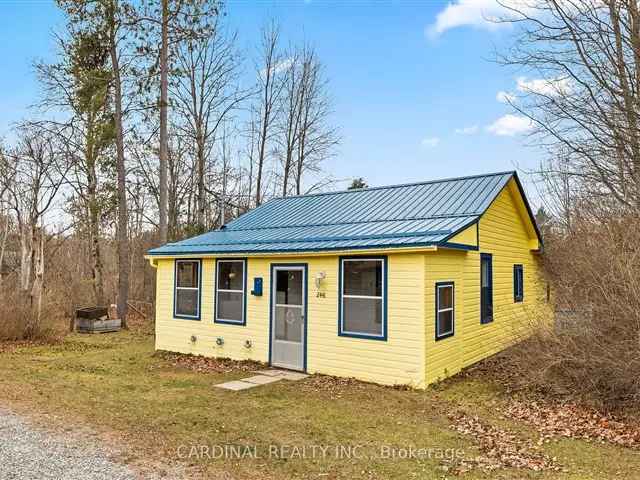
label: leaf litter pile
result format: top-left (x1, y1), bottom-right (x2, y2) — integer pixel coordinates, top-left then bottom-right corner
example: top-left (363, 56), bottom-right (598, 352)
top-left (502, 400), bottom-right (640, 449)
top-left (446, 411), bottom-right (563, 474)
top-left (154, 350), bottom-right (265, 374)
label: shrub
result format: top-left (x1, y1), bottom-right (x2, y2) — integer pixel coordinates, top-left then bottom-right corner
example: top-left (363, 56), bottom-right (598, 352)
top-left (508, 215), bottom-right (640, 408)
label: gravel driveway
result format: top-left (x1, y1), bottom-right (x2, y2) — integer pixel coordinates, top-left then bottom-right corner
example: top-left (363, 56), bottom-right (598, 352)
top-left (0, 407), bottom-right (140, 480)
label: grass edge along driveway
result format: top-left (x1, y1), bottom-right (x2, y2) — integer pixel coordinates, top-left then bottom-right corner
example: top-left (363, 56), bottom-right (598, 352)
top-left (1, 331), bottom-right (639, 480)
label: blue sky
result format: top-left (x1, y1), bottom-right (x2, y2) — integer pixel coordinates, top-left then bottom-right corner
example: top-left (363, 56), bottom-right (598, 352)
top-left (0, 0), bottom-right (544, 201)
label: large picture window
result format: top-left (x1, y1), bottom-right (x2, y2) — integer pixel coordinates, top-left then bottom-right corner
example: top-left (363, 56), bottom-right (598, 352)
top-left (339, 257), bottom-right (387, 340)
top-left (480, 253), bottom-right (493, 324)
top-left (513, 264), bottom-right (524, 303)
top-left (435, 282), bottom-right (454, 340)
top-left (215, 259), bottom-right (246, 325)
top-left (174, 260), bottom-right (201, 320)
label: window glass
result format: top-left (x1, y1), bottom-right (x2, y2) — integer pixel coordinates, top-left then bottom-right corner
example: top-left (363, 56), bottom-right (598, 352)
top-left (438, 285), bottom-right (453, 309)
top-left (276, 270), bottom-right (303, 306)
top-left (343, 297), bottom-right (383, 336)
top-left (343, 260), bottom-right (382, 296)
top-left (274, 306), bottom-right (303, 342)
top-left (437, 309), bottom-right (453, 338)
top-left (217, 291), bottom-right (243, 321)
top-left (481, 254), bottom-right (493, 323)
top-left (341, 259), bottom-right (385, 338)
top-left (176, 289), bottom-right (198, 317)
top-left (217, 261), bottom-right (244, 290)
top-left (177, 261), bottom-right (198, 288)
top-left (175, 261), bottom-right (200, 318)
top-left (216, 260), bottom-right (245, 323)
top-left (514, 264), bottom-right (524, 302)
top-left (436, 283), bottom-right (454, 339)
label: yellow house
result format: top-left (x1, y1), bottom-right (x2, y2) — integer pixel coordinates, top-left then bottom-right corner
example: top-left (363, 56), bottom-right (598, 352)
top-left (146, 171), bottom-right (547, 388)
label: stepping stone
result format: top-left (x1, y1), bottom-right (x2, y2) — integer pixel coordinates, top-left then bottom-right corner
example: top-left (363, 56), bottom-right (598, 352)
top-left (242, 375), bottom-right (281, 385)
top-left (214, 380), bottom-right (258, 391)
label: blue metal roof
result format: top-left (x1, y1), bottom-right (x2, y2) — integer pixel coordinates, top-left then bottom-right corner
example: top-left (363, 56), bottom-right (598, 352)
top-left (148, 171), bottom-right (523, 256)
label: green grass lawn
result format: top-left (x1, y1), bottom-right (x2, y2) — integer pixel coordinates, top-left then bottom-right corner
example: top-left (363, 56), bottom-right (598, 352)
top-left (1, 330), bottom-right (639, 479)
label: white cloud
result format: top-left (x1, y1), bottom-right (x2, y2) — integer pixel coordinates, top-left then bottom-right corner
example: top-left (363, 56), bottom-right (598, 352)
top-left (421, 136), bottom-right (441, 148)
top-left (259, 57), bottom-right (295, 79)
top-left (496, 91), bottom-right (516, 104)
top-left (486, 114), bottom-right (533, 136)
top-left (516, 76), bottom-right (572, 96)
top-left (427, 0), bottom-right (509, 37)
top-left (455, 125), bottom-right (479, 135)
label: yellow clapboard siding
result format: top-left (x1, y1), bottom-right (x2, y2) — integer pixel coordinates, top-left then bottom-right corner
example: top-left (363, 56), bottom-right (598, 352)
top-left (154, 253), bottom-right (426, 388)
top-left (423, 178), bottom-right (549, 384)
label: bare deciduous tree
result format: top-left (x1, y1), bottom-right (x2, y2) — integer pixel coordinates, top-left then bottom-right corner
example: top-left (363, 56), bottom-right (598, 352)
top-left (172, 13), bottom-right (247, 231)
top-left (499, 0), bottom-right (640, 210)
top-left (253, 22), bottom-right (286, 206)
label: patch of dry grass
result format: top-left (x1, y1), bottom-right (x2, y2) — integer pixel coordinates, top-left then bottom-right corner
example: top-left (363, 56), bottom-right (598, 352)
top-left (2, 332), bottom-right (640, 479)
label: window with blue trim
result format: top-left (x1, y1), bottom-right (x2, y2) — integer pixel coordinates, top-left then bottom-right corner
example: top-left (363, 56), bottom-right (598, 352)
top-left (513, 264), bottom-right (524, 303)
top-left (216, 259), bottom-right (246, 324)
top-left (436, 282), bottom-right (454, 340)
top-left (340, 258), bottom-right (386, 339)
top-left (480, 253), bottom-right (493, 324)
top-left (175, 260), bottom-right (201, 319)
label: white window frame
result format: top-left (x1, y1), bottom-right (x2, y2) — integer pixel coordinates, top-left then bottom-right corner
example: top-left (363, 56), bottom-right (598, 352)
top-left (435, 282), bottom-right (454, 340)
top-left (339, 257), bottom-right (386, 339)
top-left (215, 259), bottom-right (246, 325)
top-left (174, 259), bottom-right (201, 320)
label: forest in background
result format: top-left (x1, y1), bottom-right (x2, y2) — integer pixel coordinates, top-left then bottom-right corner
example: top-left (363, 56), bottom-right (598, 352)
top-left (0, 0), bottom-right (341, 338)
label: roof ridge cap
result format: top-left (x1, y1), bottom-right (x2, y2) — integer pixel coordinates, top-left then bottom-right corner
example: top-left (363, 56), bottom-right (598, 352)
top-left (264, 171), bottom-right (515, 202)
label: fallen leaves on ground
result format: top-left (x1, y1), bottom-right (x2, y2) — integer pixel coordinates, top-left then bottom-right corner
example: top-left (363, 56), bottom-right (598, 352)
top-left (154, 350), bottom-right (265, 374)
top-left (0, 338), bottom-right (64, 354)
top-left (299, 374), bottom-right (370, 398)
top-left (447, 411), bottom-right (562, 474)
top-left (502, 400), bottom-right (640, 449)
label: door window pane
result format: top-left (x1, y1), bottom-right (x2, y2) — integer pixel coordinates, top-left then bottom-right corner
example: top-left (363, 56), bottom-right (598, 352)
top-left (276, 270), bottom-right (303, 305)
top-left (274, 306), bottom-right (303, 342)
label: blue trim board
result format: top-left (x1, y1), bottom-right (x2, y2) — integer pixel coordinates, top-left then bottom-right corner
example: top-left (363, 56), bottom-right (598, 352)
top-left (268, 263), bottom-right (309, 372)
top-left (173, 258), bottom-right (202, 321)
top-left (435, 281), bottom-right (455, 342)
top-left (480, 253), bottom-right (493, 324)
top-left (214, 258), bottom-right (248, 326)
top-left (337, 255), bottom-right (388, 341)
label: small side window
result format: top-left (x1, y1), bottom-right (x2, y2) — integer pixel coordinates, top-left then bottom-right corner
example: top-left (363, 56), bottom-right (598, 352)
top-left (480, 253), bottom-right (493, 324)
top-left (513, 264), bottom-right (524, 303)
top-left (174, 260), bottom-right (201, 320)
top-left (435, 282), bottom-right (454, 340)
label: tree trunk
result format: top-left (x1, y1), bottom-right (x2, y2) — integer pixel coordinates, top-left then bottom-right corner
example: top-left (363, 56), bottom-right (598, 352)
top-left (158, 0), bottom-right (169, 244)
top-left (109, 11), bottom-right (129, 328)
top-left (87, 160), bottom-right (105, 306)
top-left (0, 214), bottom-right (9, 289)
top-left (196, 130), bottom-right (206, 230)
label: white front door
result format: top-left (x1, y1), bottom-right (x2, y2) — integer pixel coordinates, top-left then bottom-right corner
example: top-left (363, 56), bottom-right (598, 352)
top-left (271, 265), bottom-right (306, 371)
